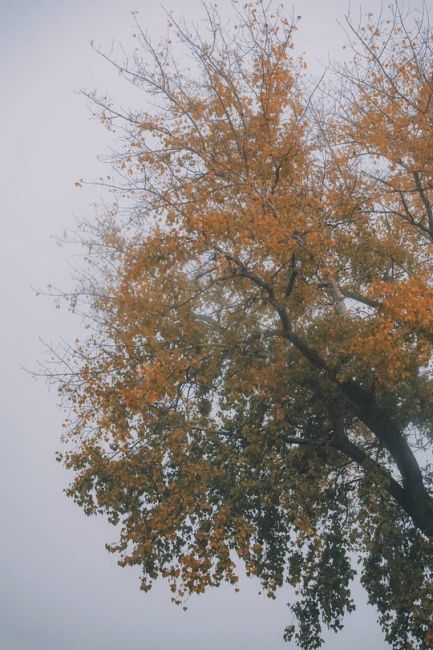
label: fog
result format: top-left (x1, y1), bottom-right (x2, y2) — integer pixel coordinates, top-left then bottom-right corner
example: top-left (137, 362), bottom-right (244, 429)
top-left (1, 1), bottom-right (424, 647)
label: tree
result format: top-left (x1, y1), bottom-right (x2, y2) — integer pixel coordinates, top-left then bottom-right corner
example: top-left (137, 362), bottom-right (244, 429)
top-left (52, 2), bottom-right (433, 647)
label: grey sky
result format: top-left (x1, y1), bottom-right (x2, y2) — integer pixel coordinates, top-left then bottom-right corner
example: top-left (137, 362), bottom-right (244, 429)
top-left (0, 1), bottom-right (426, 648)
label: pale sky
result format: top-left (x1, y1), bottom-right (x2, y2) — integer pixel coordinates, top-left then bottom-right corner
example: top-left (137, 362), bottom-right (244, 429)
top-left (0, 1), bottom-right (426, 648)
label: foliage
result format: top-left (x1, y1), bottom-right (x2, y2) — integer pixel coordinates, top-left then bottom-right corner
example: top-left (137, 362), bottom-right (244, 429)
top-left (52, 2), bottom-right (433, 647)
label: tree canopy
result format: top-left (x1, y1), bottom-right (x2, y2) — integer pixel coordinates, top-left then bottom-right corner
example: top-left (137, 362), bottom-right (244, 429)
top-left (52, 2), bottom-right (433, 647)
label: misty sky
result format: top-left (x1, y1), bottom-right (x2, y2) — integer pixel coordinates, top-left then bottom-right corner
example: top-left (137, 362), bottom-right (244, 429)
top-left (0, 1), bottom-right (427, 648)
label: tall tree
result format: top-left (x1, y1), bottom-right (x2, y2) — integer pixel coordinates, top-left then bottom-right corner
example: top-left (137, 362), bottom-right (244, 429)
top-left (52, 2), bottom-right (433, 647)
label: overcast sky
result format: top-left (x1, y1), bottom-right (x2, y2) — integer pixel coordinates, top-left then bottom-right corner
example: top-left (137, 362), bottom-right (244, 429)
top-left (0, 1), bottom-right (427, 649)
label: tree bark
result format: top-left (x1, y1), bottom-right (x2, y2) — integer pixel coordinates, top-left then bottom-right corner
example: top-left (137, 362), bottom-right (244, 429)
top-left (281, 323), bottom-right (433, 537)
